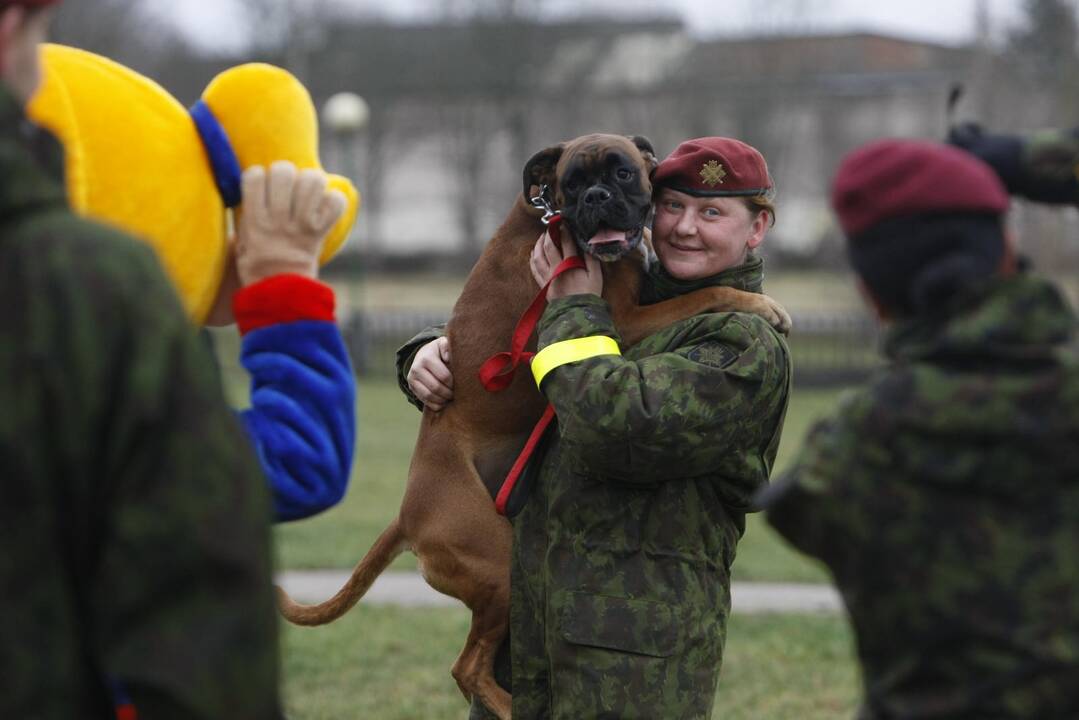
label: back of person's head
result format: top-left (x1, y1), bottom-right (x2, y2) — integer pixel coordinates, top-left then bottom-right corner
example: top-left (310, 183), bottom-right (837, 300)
top-left (831, 139), bottom-right (1011, 318)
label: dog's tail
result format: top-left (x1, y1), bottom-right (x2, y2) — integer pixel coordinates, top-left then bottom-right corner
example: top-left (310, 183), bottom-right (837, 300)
top-left (275, 518), bottom-right (407, 625)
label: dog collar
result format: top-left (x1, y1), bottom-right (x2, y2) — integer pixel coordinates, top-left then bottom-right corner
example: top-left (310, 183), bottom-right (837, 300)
top-left (529, 184), bottom-right (561, 225)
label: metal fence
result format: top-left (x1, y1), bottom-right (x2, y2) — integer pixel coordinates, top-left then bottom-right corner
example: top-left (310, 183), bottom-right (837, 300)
top-left (342, 308), bottom-right (882, 387)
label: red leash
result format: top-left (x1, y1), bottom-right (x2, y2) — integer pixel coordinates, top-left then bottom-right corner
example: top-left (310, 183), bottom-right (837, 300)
top-left (494, 405), bottom-right (555, 514)
top-left (478, 214), bottom-right (582, 515)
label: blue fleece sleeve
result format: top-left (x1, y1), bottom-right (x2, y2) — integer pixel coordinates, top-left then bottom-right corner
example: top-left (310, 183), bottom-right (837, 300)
top-left (238, 320), bottom-right (356, 522)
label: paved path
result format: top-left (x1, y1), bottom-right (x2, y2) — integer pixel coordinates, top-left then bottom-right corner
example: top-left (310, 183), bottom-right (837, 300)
top-left (276, 570), bottom-right (842, 614)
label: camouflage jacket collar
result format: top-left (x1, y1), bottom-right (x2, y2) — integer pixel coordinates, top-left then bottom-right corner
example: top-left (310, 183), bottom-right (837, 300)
top-left (0, 87), bottom-right (66, 223)
top-left (642, 253), bottom-right (765, 305)
top-left (883, 273), bottom-right (1077, 363)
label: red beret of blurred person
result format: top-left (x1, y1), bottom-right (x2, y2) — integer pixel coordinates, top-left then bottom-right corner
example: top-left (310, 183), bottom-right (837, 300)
top-left (831, 138), bottom-right (1015, 319)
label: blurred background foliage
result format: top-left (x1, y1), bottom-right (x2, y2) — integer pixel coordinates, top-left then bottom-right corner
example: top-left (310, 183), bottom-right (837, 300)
top-left (50, 0), bottom-right (1079, 384)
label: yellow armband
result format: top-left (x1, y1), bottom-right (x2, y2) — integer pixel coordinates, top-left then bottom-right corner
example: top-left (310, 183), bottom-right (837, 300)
top-left (531, 336), bottom-right (621, 388)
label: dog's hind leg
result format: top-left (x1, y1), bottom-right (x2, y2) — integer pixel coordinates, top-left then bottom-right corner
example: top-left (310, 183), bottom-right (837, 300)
top-left (451, 582), bottom-right (512, 720)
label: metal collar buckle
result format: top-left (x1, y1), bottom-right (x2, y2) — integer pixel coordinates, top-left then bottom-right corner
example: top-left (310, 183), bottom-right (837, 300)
top-left (528, 184), bottom-right (560, 226)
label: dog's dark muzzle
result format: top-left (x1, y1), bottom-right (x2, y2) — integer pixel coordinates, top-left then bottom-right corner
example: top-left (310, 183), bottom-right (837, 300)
top-left (565, 185), bottom-right (648, 262)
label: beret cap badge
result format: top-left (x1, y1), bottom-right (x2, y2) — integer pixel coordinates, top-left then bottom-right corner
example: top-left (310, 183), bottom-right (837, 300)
top-left (700, 159), bottom-right (727, 187)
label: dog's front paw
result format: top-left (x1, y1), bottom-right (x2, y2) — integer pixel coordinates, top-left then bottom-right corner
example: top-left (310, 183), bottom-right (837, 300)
top-left (755, 294), bottom-right (792, 335)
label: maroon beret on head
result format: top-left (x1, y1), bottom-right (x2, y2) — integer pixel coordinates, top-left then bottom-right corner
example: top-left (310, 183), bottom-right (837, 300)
top-left (653, 136), bottom-right (772, 197)
top-left (832, 139), bottom-right (1009, 237)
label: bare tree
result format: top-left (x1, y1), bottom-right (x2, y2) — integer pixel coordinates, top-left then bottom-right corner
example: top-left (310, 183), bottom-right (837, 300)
top-left (435, 0), bottom-right (542, 22)
top-left (229, 0), bottom-right (338, 80)
top-left (1006, 0), bottom-right (1079, 119)
top-left (422, 0), bottom-right (548, 257)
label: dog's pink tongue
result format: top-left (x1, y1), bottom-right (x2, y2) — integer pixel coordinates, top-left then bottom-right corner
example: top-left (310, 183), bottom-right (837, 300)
top-left (588, 228), bottom-right (628, 246)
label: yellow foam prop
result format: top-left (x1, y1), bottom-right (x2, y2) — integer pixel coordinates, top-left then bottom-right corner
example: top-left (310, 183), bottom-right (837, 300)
top-left (27, 44), bottom-right (360, 323)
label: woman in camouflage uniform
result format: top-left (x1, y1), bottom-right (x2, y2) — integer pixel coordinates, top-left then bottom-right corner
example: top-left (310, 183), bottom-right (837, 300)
top-left (400, 137), bottom-right (791, 719)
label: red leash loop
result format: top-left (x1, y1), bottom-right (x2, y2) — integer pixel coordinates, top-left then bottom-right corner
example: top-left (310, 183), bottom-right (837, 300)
top-left (478, 213), bottom-right (584, 515)
top-left (478, 215), bottom-right (583, 391)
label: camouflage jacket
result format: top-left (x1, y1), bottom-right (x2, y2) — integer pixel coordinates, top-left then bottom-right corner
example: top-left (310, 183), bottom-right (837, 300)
top-left (0, 88), bottom-right (281, 718)
top-left (512, 264), bottom-right (790, 718)
top-left (762, 272), bottom-right (1079, 719)
top-left (1020, 127), bottom-right (1079, 205)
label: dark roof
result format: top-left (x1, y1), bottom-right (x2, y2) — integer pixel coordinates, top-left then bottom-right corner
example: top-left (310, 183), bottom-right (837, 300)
top-left (307, 18), bottom-right (686, 99)
top-left (681, 32), bottom-right (971, 82)
top-left (153, 25), bottom-right (974, 106)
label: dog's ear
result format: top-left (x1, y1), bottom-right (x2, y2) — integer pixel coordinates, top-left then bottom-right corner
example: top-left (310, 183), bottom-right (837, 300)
top-left (630, 135), bottom-right (658, 176)
top-left (522, 144), bottom-right (564, 200)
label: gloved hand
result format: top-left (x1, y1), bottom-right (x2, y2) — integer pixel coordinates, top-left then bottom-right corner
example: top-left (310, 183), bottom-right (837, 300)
top-left (948, 122), bottom-right (1024, 192)
top-left (234, 160), bottom-right (348, 285)
top-left (949, 123), bottom-right (1079, 205)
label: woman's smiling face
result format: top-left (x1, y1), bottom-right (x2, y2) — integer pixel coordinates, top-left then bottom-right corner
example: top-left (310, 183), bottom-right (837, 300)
top-left (651, 188), bottom-right (769, 281)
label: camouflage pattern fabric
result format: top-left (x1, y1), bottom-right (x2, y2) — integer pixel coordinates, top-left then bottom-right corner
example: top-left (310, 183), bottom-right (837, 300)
top-left (761, 272), bottom-right (1079, 719)
top-left (1020, 127), bottom-right (1079, 205)
top-left (0, 88), bottom-right (282, 718)
top-left (510, 288), bottom-right (789, 719)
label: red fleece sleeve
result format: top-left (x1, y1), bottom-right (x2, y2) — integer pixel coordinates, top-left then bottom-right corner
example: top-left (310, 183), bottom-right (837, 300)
top-left (232, 274), bottom-right (336, 335)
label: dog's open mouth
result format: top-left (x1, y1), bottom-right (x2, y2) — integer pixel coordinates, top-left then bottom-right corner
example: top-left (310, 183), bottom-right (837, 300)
top-left (587, 225), bottom-right (643, 261)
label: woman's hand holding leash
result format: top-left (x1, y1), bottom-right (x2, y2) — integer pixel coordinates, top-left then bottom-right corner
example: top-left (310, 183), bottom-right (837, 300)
top-left (530, 230), bottom-right (603, 301)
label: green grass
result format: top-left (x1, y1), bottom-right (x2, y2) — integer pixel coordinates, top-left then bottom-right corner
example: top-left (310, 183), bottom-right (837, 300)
top-left (273, 379), bottom-right (424, 571)
top-left (209, 321), bottom-right (844, 581)
top-left (281, 607), bottom-right (860, 719)
top-left (260, 373), bottom-right (843, 581)
top-left (330, 269), bottom-right (866, 314)
top-left (715, 613), bottom-right (860, 719)
top-left (212, 316), bottom-right (841, 580)
top-left (734, 387), bottom-right (841, 584)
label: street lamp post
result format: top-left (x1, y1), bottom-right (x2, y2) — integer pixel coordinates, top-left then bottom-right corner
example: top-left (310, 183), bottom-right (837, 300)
top-left (322, 92), bottom-right (371, 373)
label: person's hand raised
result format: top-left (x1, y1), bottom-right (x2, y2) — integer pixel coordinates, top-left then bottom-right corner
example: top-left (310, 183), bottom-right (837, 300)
top-left (234, 161), bottom-right (347, 285)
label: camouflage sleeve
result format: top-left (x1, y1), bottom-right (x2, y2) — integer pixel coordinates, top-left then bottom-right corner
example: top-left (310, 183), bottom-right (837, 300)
top-left (1020, 127), bottom-right (1079, 205)
top-left (395, 324), bottom-right (446, 411)
top-left (536, 294), bottom-right (790, 500)
top-left (951, 123), bottom-right (1079, 205)
top-left (759, 390), bottom-right (865, 565)
top-left (70, 232), bottom-right (281, 717)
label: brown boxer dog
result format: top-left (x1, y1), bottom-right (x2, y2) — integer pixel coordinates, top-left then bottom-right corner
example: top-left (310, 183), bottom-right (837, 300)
top-left (276, 134), bottom-right (790, 719)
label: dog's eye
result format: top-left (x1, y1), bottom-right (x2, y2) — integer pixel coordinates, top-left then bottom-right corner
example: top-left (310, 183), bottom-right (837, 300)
top-left (616, 167), bottom-right (634, 182)
top-left (564, 178), bottom-right (581, 192)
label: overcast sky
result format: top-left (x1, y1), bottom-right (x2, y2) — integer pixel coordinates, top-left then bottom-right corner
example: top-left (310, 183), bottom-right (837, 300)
top-left (148, 0), bottom-right (1034, 53)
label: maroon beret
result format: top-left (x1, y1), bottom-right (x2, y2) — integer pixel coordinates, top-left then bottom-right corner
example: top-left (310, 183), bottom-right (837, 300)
top-left (832, 139), bottom-right (1009, 237)
top-left (653, 137), bottom-right (772, 197)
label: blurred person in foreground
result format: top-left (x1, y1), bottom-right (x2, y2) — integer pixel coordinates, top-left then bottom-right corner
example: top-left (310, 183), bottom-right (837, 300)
top-left (0, 1), bottom-right (285, 716)
top-left (758, 139), bottom-right (1079, 719)
top-left (399, 137), bottom-right (791, 718)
